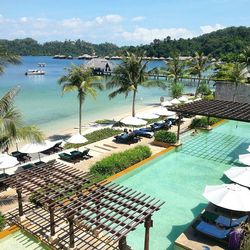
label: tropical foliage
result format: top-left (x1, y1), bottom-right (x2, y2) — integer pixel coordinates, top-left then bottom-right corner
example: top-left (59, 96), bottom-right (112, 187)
top-left (0, 46), bottom-right (20, 74)
top-left (190, 117), bottom-right (220, 129)
top-left (1, 27), bottom-right (249, 58)
top-left (189, 52), bottom-right (211, 96)
top-left (107, 52), bottom-right (165, 117)
top-left (90, 145), bottom-right (151, 178)
top-left (154, 131), bottom-right (177, 144)
top-left (0, 212), bottom-right (5, 231)
top-left (0, 87), bottom-right (44, 151)
top-left (58, 65), bottom-right (103, 134)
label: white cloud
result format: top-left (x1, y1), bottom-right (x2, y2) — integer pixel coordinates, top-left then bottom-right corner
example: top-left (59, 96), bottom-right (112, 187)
top-left (200, 24), bottom-right (225, 34)
top-left (95, 14), bottom-right (123, 24)
top-left (121, 27), bottom-right (195, 43)
top-left (132, 16), bottom-right (145, 22)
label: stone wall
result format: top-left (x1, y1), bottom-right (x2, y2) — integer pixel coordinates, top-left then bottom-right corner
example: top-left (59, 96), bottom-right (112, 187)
top-left (215, 82), bottom-right (250, 103)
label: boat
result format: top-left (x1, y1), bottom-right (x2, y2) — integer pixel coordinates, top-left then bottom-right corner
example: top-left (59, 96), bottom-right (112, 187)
top-left (25, 69), bottom-right (45, 75)
top-left (38, 63), bottom-right (46, 67)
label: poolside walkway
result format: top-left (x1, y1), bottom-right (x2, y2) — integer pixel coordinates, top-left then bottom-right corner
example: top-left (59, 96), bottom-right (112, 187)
top-left (0, 118), bottom-right (192, 214)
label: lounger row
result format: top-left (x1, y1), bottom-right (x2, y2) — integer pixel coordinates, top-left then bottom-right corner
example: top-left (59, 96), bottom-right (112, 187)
top-left (192, 211), bottom-right (248, 243)
top-left (114, 133), bottom-right (141, 144)
top-left (59, 149), bottom-right (91, 163)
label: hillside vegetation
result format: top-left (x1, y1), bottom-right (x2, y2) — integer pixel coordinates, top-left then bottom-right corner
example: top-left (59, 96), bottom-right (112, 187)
top-left (0, 26), bottom-right (249, 58)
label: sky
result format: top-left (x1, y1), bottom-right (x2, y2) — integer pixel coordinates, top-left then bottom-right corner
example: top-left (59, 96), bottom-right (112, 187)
top-left (0, 0), bottom-right (249, 46)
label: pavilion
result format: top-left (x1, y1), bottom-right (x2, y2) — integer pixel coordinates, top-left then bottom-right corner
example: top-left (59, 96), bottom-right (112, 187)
top-left (169, 99), bottom-right (250, 144)
top-left (3, 160), bottom-right (164, 250)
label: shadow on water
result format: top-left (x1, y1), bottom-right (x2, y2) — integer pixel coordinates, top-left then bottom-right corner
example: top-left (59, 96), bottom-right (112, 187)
top-left (166, 203), bottom-right (207, 250)
top-left (47, 133), bottom-right (71, 141)
top-left (226, 142), bottom-right (250, 164)
top-left (220, 174), bottom-right (231, 184)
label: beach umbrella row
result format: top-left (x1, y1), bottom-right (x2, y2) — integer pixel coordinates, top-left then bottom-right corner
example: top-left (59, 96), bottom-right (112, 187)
top-left (120, 116), bottom-right (147, 126)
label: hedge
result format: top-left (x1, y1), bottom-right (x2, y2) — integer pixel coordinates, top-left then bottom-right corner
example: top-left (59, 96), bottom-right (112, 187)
top-left (64, 128), bottom-right (122, 149)
top-left (190, 117), bottom-right (220, 129)
top-left (90, 145), bottom-right (152, 178)
top-left (154, 130), bottom-right (177, 144)
top-left (0, 212), bottom-right (5, 231)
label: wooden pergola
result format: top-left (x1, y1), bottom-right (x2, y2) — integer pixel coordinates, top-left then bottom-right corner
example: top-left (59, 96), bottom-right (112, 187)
top-left (169, 100), bottom-right (250, 142)
top-left (3, 161), bottom-right (164, 250)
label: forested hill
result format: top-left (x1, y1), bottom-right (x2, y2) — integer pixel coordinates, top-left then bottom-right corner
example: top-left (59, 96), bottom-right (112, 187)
top-left (0, 26), bottom-right (249, 58)
top-left (124, 26), bottom-right (250, 58)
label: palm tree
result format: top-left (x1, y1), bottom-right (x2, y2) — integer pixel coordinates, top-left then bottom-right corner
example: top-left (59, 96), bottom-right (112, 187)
top-left (107, 52), bottom-right (166, 117)
top-left (0, 87), bottom-right (44, 151)
top-left (213, 62), bottom-right (247, 101)
top-left (228, 62), bottom-right (247, 101)
top-left (189, 52), bottom-right (211, 96)
top-left (0, 47), bottom-right (21, 75)
top-left (58, 64), bottom-right (103, 134)
top-left (166, 54), bottom-right (187, 98)
top-left (241, 46), bottom-right (250, 68)
top-left (166, 54), bottom-right (187, 84)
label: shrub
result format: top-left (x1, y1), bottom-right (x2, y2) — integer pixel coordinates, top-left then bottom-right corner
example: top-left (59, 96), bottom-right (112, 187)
top-left (90, 145), bottom-right (152, 178)
top-left (0, 212), bottom-right (5, 231)
top-left (64, 128), bottom-right (122, 149)
top-left (154, 130), bottom-right (177, 144)
top-left (170, 82), bottom-right (184, 98)
top-left (190, 117), bottom-right (220, 129)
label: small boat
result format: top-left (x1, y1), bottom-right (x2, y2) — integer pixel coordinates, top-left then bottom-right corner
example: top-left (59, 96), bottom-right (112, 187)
top-left (38, 63), bottom-right (46, 67)
top-left (25, 69), bottom-right (45, 75)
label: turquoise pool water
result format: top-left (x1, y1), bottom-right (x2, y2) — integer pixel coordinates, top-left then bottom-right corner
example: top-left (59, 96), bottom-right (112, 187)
top-left (0, 230), bottom-right (49, 250)
top-left (115, 120), bottom-right (250, 250)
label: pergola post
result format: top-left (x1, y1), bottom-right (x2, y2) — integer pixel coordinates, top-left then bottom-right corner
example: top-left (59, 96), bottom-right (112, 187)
top-left (176, 114), bottom-right (181, 146)
top-left (48, 205), bottom-right (58, 243)
top-left (118, 236), bottom-right (127, 250)
top-left (144, 215), bottom-right (153, 250)
top-left (68, 215), bottom-right (75, 249)
top-left (16, 189), bottom-right (25, 222)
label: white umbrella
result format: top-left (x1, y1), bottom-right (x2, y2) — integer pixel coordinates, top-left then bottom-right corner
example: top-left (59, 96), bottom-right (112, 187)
top-left (120, 116), bottom-right (147, 126)
top-left (194, 97), bottom-right (202, 101)
top-left (224, 167), bottom-right (250, 188)
top-left (20, 140), bottom-right (55, 160)
top-left (247, 146), bottom-right (250, 153)
top-left (239, 154), bottom-right (250, 165)
top-left (161, 100), bottom-right (172, 107)
top-left (153, 107), bottom-right (176, 117)
top-left (67, 134), bottom-right (88, 144)
top-left (178, 96), bottom-right (189, 102)
top-left (0, 154), bottom-right (19, 173)
top-left (185, 100), bottom-right (194, 104)
top-left (171, 98), bottom-right (181, 105)
top-left (203, 184), bottom-right (250, 212)
top-left (136, 112), bottom-right (159, 120)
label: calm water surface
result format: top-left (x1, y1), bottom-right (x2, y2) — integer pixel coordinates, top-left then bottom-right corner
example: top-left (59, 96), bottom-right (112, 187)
top-left (0, 56), bottom-right (196, 134)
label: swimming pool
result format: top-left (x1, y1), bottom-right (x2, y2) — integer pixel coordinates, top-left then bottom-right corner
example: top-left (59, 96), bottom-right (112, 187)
top-left (0, 230), bottom-right (49, 250)
top-left (115, 120), bottom-right (250, 250)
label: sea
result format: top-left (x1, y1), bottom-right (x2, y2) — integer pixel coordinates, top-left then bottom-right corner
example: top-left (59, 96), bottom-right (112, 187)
top-left (0, 56), bottom-right (196, 135)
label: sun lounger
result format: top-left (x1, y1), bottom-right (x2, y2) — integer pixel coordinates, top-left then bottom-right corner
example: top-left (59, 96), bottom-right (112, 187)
top-left (114, 133), bottom-right (140, 144)
top-left (22, 164), bottom-right (34, 170)
top-left (59, 153), bottom-right (79, 163)
top-left (41, 141), bottom-right (63, 155)
top-left (202, 210), bottom-right (248, 228)
top-left (193, 219), bottom-right (231, 241)
top-left (34, 161), bottom-right (45, 166)
top-left (134, 129), bottom-right (153, 138)
top-left (12, 151), bottom-right (31, 163)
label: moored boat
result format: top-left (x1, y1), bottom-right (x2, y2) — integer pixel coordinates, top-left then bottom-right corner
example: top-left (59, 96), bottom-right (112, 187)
top-left (25, 69), bottom-right (45, 75)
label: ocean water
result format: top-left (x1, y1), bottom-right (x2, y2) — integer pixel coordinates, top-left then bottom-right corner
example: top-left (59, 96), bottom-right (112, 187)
top-left (0, 56), bottom-right (196, 135)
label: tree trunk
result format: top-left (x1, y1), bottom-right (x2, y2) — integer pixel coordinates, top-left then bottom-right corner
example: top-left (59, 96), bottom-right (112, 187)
top-left (195, 73), bottom-right (201, 97)
top-left (79, 91), bottom-right (83, 134)
top-left (132, 89), bottom-right (137, 117)
top-left (233, 82), bottom-right (238, 102)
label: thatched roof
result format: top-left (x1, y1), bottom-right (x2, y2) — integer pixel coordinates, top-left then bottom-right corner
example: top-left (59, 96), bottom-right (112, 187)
top-left (83, 58), bottom-right (116, 71)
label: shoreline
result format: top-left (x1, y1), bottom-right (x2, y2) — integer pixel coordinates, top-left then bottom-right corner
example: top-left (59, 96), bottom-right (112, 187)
top-left (45, 102), bottom-right (160, 138)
